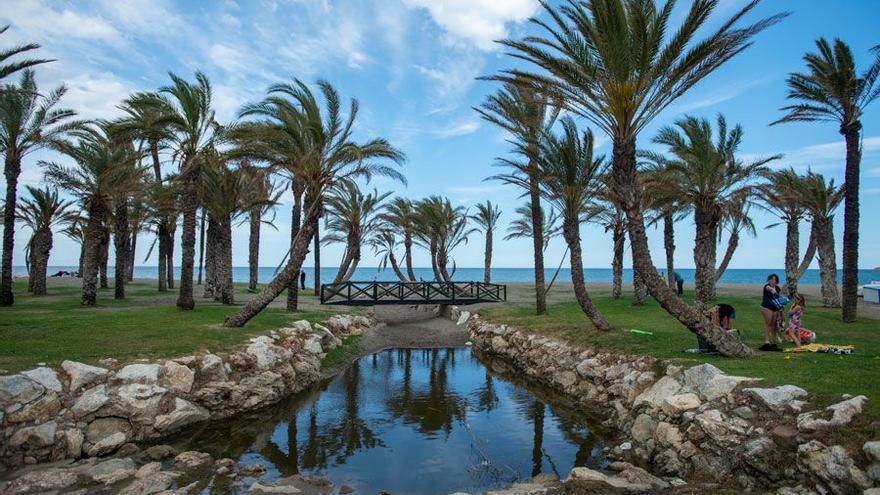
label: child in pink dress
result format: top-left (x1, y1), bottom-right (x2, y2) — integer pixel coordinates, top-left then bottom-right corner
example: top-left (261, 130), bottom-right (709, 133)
top-left (786, 294), bottom-right (815, 347)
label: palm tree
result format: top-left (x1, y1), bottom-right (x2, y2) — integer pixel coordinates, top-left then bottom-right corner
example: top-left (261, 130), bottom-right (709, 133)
top-left (496, 0), bottom-right (785, 355)
top-left (371, 228), bottom-right (407, 282)
top-left (594, 205), bottom-right (625, 299)
top-left (16, 186), bottom-right (74, 294)
top-left (470, 201), bottom-right (501, 284)
top-left (714, 196), bottom-right (757, 285)
top-left (757, 168), bottom-right (817, 296)
top-left (161, 71), bottom-right (218, 310)
top-left (382, 197), bottom-right (418, 281)
top-left (323, 181), bottom-right (391, 284)
top-left (504, 202), bottom-right (560, 251)
top-left (641, 167), bottom-right (687, 291)
top-left (224, 80), bottom-right (405, 327)
top-left (788, 171), bottom-right (844, 307)
top-left (773, 38), bottom-right (880, 322)
top-left (0, 70), bottom-right (79, 305)
top-left (1, 25), bottom-right (52, 84)
top-left (239, 163), bottom-right (280, 292)
top-left (43, 125), bottom-right (145, 305)
top-left (61, 212), bottom-right (87, 276)
top-left (477, 80), bottom-right (559, 315)
top-left (414, 197), bottom-right (475, 283)
top-left (535, 117), bottom-right (612, 330)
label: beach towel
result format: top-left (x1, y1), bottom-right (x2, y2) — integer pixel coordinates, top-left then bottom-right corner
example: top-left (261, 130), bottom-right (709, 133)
top-left (787, 343), bottom-right (855, 355)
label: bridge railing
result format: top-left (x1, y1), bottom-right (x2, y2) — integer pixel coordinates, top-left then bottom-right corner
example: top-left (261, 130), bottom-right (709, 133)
top-left (320, 281), bottom-right (507, 306)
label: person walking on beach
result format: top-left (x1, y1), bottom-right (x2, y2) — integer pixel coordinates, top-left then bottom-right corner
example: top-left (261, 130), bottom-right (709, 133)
top-left (760, 274), bottom-right (784, 351)
top-left (674, 271), bottom-right (684, 295)
top-left (300, 270), bottom-right (306, 290)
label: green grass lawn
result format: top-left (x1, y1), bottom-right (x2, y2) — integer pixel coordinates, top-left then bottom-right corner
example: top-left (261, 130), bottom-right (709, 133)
top-left (0, 281), bottom-right (348, 372)
top-left (481, 291), bottom-right (880, 417)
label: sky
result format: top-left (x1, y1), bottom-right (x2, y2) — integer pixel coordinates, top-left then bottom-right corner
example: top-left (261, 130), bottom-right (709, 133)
top-left (2, 0), bottom-right (880, 272)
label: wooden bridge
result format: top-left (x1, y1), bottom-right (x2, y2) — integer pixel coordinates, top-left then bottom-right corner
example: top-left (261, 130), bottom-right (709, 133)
top-left (320, 281), bottom-right (507, 306)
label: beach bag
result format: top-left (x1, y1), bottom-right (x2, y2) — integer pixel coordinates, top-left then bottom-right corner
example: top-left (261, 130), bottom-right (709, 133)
top-left (771, 295), bottom-right (790, 310)
top-left (799, 330), bottom-right (816, 344)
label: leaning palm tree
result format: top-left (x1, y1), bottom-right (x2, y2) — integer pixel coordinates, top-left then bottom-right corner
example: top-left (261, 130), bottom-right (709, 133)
top-left (224, 80), bottom-right (405, 327)
top-left (534, 117), bottom-right (612, 330)
top-left (787, 171), bottom-right (844, 307)
top-left (714, 196), bottom-right (757, 284)
top-left (61, 212), bottom-right (87, 276)
top-left (382, 197), bottom-right (418, 281)
top-left (643, 114), bottom-right (778, 309)
top-left (0, 70), bottom-right (80, 305)
top-left (16, 186), bottom-right (74, 295)
top-left (773, 38), bottom-right (880, 322)
top-left (161, 71), bottom-right (218, 310)
top-left (477, 79), bottom-right (559, 315)
top-left (495, 0), bottom-right (786, 355)
top-left (371, 228), bottom-right (407, 282)
top-left (43, 124), bottom-right (145, 305)
top-left (414, 196), bottom-right (475, 283)
top-left (1, 25), bottom-right (52, 83)
top-left (323, 181), bottom-right (391, 284)
top-left (470, 201), bottom-right (502, 284)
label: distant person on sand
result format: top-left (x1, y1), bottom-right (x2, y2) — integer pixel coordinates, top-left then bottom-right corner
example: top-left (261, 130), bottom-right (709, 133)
top-left (674, 271), bottom-right (684, 295)
top-left (760, 273), bottom-right (784, 351)
top-left (300, 270), bottom-right (306, 289)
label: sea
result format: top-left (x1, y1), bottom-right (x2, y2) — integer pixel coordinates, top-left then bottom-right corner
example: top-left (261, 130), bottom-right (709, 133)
top-left (21, 266), bottom-right (880, 285)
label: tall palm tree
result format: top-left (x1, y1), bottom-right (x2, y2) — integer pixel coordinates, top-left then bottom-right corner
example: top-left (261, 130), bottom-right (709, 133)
top-left (43, 125), bottom-right (145, 305)
top-left (496, 0), bottom-right (785, 355)
top-left (16, 186), bottom-right (74, 294)
top-left (323, 181), bottom-right (391, 284)
top-left (161, 71), bottom-right (218, 310)
top-left (535, 117), bottom-right (612, 330)
top-left (757, 168), bottom-right (817, 296)
top-left (0, 70), bottom-right (79, 305)
top-left (714, 196), bottom-right (757, 285)
top-left (504, 201), bottom-right (561, 251)
top-left (224, 80), bottom-right (405, 327)
top-left (773, 38), bottom-right (880, 322)
top-left (371, 228), bottom-right (407, 282)
top-left (478, 80), bottom-right (559, 315)
top-left (787, 171), bottom-right (844, 307)
top-left (470, 201), bottom-right (501, 284)
top-left (643, 115), bottom-right (777, 309)
top-left (238, 163), bottom-right (280, 292)
top-left (414, 196), bottom-right (475, 283)
top-left (382, 197), bottom-right (418, 281)
top-left (1, 25), bottom-right (52, 83)
top-left (641, 166), bottom-right (687, 291)
top-left (61, 212), bottom-right (87, 276)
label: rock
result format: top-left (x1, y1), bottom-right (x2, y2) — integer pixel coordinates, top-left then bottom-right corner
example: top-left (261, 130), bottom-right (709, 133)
top-left (248, 481), bottom-right (302, 494)
top-left (118, 442), bottom-right (140, 457)
top-left (745, 385), bottom-right (809, 413)
top-left (88, 458), bottom-right (137, 484)
top-left (144, 444), bottom-right (178, 460)
top-left (867, 463), bottom-right (880, 482)
top-left (120, 472), bottom-right (174, 495)
top-left (239, 462), bottom-right (268, 476)
top-left (654, 421), bottom-right (684, 449)
top-left (65, 429), bottom-right (85, 457)
top-left (694, 409), bottom-right (748, 447)
top-left (163, 361), bottom-right (195, 393)
top-left (339, 485), bottom-right (355, 494)
top-left (770, 424), bottom-right (799, 448)
top-left (630, 413), bottom-right (657, 443)
top-left (116, 364), bottom-right (161, 384)
top-left (732, 406), bottom-right (755, 420)
top-left (155, 398), bottom-right (210, 432)
top-left (456, 311), bottom-right (471, 325)
top-left (10, 420), bottom-right (57, 448)
top-left (555, 371), bottom-right (577, 389)
top-left (567, 467), bottom-right (652, 493)
top-left (796, 395), bottom-right (867, 432)
top-left (576, 358), bottom-right (601, 378)
top-left (865, 441), bottom-right (880, 462)
top-left (72, 383), bottom-right (110, 417)
top-left (21, 367), bottom-right (63, 392)
top-left (682, 363), bottom-right (723, 391)
top-left (303, 336), bottom-right (324, 355)
top-left (2, 468), bottom-right (79, 494)
top-left (115, 383), bottom-right (167, 422)
top-left (5, 389), bottom-right (61, 423)
top-left (174, 451), bottom-right (213, 470)
top-left (797, 440), bottom-right (872, 493)
top-left (87, 417), bottom-right (132, 444)
top-left (62, 360), bottom-right (110, 391)
top-left (661, 393), bottom-right (701, 416)
top-left (200, 354), bottom-right (227, 382)
top-left (0, 374), bottom-right (45, 405)
top-left (88, 432), bottom-right (128, 456)
top-left (247, 337), bottom-right (286, 369)
top-left (490, 335), bottom-right (508, 351)
top-left (701, 374), bottom-right (759, 401)
top-left (136, 462), bottom-right (162, 478)
top-left (633, 375), bottom-right (682, 408)
top-left (616, 465), bottom-right (670, 491)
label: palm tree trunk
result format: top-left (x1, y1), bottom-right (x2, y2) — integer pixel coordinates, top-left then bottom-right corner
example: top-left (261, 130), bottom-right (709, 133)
top-left (203, 216), bottom-right (217, 299)
top-left (528, 165), bottom-right (547, 315)
top-left (342, 249), bottom-right (360, 283)
top-left (157, 222), bottom-right (168, 291)
top-left (0, 155), bottom-right (20, 305)
top-left (166, 220), bottom-right (175, 289)
top-left (312, 214), bottom-right (321, 296)
top-left (176, 166), bottom-right (199, 310)
top-left (612, 221), bottom-right (624, 299)
top-left (612, 138), bottom-right (751, 357)
top-left (795, 222), bottom-right (818, 280)
top-left (287, 184), bottom-right (303, 311)
top-left (217, 214), bottom-right (234, 305)
top-left (563, 218), bottom-right (612, 330)
top-left (99, 228), bottom-right (109, 289)
top-left (27, 244), bottom-right (35, 293)
top-left (114, 199), bottom-right (129, 300)
top-left (127, 225), bottom-right (137, 282)
top-left (389, 251), bottom-right (406, 282)
top-left (224, 200), bottom-right (321, 327)
top-left (197, 209), bottom-right (206, 285)
top-left (483, 230), bottom-right (492, 284)
top-left (664, 211), bottom-right (675, 290)
top-left (815, 215), bottom-right (840, 307)
top-left (248, 208), bottom-right (260, 292)
top-left (714, 230), bottom-right (740, 283)
top-left (693, 206), bottom-right (714, 309)
top-left (841, 125), bottom-right (860, 322)
top-left (404, 232), bottom-right (416, 282)
top-left (333, 244), bottom-right (354, 284)
top-left (31, 229), bottom-right (51, 296)
top-left (783, 218), bottom-right (800, 297)
top-left (78, 242), bottom-right (85, 277)
top-left (631, 243), bottom-right (646, 306)
top-left (81, 203), bottom-right (107, 306)
top-left (438, 249), bottom-right (452, 283)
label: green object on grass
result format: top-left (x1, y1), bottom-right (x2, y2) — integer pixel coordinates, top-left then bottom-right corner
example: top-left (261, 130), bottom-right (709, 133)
top-left (629, 329), bottom-right (653, 336)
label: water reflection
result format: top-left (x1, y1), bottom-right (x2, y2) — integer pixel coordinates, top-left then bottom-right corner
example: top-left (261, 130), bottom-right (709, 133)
top-left (177, 348), bottom-right (606, 495)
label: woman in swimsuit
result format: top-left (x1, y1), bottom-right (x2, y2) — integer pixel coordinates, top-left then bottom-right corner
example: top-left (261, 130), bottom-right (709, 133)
top-left (760, 274), bottom-right (783, 351)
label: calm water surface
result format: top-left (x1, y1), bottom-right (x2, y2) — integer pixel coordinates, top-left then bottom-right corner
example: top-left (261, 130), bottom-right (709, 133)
top-left (172, 348), bottom-right (607, 495)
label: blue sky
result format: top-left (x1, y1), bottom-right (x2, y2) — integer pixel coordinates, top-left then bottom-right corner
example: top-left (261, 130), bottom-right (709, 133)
top-left (2, 0), bottom-right (880, 271)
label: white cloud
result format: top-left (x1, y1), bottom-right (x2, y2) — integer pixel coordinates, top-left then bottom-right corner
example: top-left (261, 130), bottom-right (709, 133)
top-left (773, 136), bottom-right (880, 170)
top-left (404, 0), bottom-right (539, 51)
top-left (2, 1), bottom-right (121, 44)
top-left (63, 72), bottom-right (134, 120)
top-left (433, 121), bottom-right (480, 138)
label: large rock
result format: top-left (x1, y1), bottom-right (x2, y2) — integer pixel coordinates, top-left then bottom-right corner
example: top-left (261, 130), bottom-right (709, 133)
top-left (116, 364), bottom-right (161, 384)
top-left (88, 432), bottom-right (128, 456)
top-left (72, 384), bottom-right (110, 417)
top-left (682, 363), bottom-right (723, 391)
top-left (163, 361), bottom-right (194, 393)
top-left (630, 413), bottom-right (657, 443)
top-left (62, 360), bottom-right (110, 391)
top-left (798, 440), bottom-right (872, 494)
top-left (200, 354), bottom-right (227, 382)
top-left (21, 367), bottom-right (63, 392)
top-left (701, 374), bottom-right (759, 401)
top-left (174, 451), bottom-right (213, 470)
top-left (694, 409), bottom-right (748, 447)
top-left (303, 336), bottom-right (324, 355)
top-left (4, 389), bottom-right (61, 423)
top-left (865, 441), bottom-right (880, 463)
top-left (86, 417), bottom-right (132, 444)
top-left (247, 337), bottom-right (288, 369)
top-left (65, 429), bottom-right (84, 458)
top-left (661, 393), bottom-right (701, 417)
top-left (744, 385), bottom-right (809, 413)
top-left (114, 383), bottom-right (167, 422)
top-left (2, 468), bottom-right (79, 494)
top-left (633, 375), bottom-right (682, 408)
top-left (9, 420), bottom-right (57, 448)
top-left (155, 398), bottom-right (210, 432)
top-left (120, 471), bottom-right (175, 495)
top-left (797, 395), bottom-right (867, 432)
top-left (248, 481), bottom-right (303, 494)
top-left (567, 467), bottom-right (653, 493)
top-left (0, 374), bottom-right (45, 405)
top-left (87, 457), bottom-right (137, 484)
